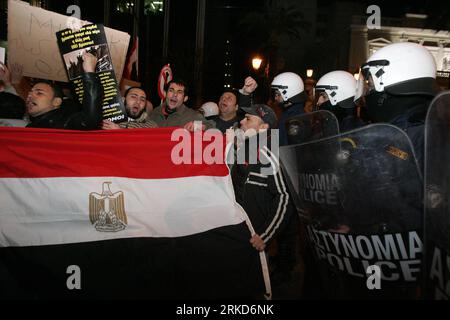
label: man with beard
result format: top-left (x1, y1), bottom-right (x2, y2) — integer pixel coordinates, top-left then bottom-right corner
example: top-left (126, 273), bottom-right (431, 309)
top-left (230, 104), bottom-right (291, 253)
top-left (102, 87), bottom-right (158, 129)
top-left (240, 74), bottom-right (304, 287)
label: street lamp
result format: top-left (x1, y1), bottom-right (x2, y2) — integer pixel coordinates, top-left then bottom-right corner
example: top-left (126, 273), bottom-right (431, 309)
top-left (304, 69), bottom-right (315, 113)
top-left (252, 57), bottom-right (263, 71)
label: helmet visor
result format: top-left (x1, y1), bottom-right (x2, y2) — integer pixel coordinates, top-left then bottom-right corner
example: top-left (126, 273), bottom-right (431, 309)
top-left (355, 59), bottom-right (390, 102)
top-left (272, 89), bottom-right (284, 103)
top-left (354, 68), bottom-right (373, 102)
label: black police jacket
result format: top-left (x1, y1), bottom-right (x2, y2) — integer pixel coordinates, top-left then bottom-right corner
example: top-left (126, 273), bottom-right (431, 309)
top-left (390, 100), bottom-right (431, 173)
top-left (27, 73), bottom-right (102, 130)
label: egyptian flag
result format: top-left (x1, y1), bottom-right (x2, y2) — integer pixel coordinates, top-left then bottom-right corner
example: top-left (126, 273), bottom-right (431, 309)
top-left (0, 127), bottom-right (268, 299)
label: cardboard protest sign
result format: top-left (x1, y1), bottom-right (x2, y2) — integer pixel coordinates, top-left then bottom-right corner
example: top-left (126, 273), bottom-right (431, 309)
top-left (7, 0), bottom-right (130, 83)
top-left (56, 24), bottom-right (127, 123)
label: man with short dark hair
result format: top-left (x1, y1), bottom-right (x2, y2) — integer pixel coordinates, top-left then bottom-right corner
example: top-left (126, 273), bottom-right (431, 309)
top-left (207, 77), bottom-right (257, 133)
top-left (26, 53), bottom-right (102, 130)
top-left (209, 90), bottom-right (242, 133)
top-left (102, 86), bottom-right (158, 129)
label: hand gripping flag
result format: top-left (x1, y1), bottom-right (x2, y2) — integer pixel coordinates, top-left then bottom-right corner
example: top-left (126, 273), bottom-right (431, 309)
top-left (0, 127), bottom-right (268, 299)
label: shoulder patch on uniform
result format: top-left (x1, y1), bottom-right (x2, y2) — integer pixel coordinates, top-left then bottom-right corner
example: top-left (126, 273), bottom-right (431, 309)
top-left (386, 145), bottom-right (409, 160)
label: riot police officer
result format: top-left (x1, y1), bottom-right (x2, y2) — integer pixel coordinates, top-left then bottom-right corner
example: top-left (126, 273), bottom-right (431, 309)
top-left (271, 72), bottom-right (307, 146)
top-left (268, 72), bottom-right (307, 287)
top-left (315, 70), bottom-right (365, 132)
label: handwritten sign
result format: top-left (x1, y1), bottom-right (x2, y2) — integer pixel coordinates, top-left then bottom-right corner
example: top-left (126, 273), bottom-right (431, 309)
top-left (7, 0), bottom-right (130, 83)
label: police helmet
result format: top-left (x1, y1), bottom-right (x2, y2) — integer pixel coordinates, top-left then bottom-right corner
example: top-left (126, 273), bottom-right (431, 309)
top-left (271, 72), bottom-right (304, 102)
top-left (356, 42), bottom-right (438, 101)
top-left (199, 101), bottom-right (219, 117)
top-left (315, 71), bottom-right (356, 109)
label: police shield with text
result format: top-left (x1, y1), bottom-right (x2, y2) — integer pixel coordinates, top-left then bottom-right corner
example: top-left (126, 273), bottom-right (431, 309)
top-left (280, 123), bottom-right (423, 299)
top-left (424, 91), bottom-right (450, 300)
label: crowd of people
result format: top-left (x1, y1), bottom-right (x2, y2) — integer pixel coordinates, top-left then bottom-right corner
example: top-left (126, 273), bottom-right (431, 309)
top-left (0, 40), bottom-right (445, 299)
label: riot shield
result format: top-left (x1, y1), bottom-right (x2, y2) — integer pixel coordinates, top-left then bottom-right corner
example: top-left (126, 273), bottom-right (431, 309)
top-left (280, 124), bottom-right (423, 299)
top-left (424, 91), bottom-right (450, 300)
top-left (285, 110), bottom-right (339, 145)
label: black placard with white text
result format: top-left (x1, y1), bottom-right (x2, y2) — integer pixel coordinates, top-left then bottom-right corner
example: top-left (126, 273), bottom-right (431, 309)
top-left (56, 24), bottom-right (127, 123)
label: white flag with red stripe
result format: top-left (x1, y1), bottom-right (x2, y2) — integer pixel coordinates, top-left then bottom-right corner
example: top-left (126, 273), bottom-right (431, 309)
top-left (0, 127), bottom-right (267, 299)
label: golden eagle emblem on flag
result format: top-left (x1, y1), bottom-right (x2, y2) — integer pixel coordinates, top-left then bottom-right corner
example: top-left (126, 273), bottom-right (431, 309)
top-left (89, 182), bottom-right (127, 232)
